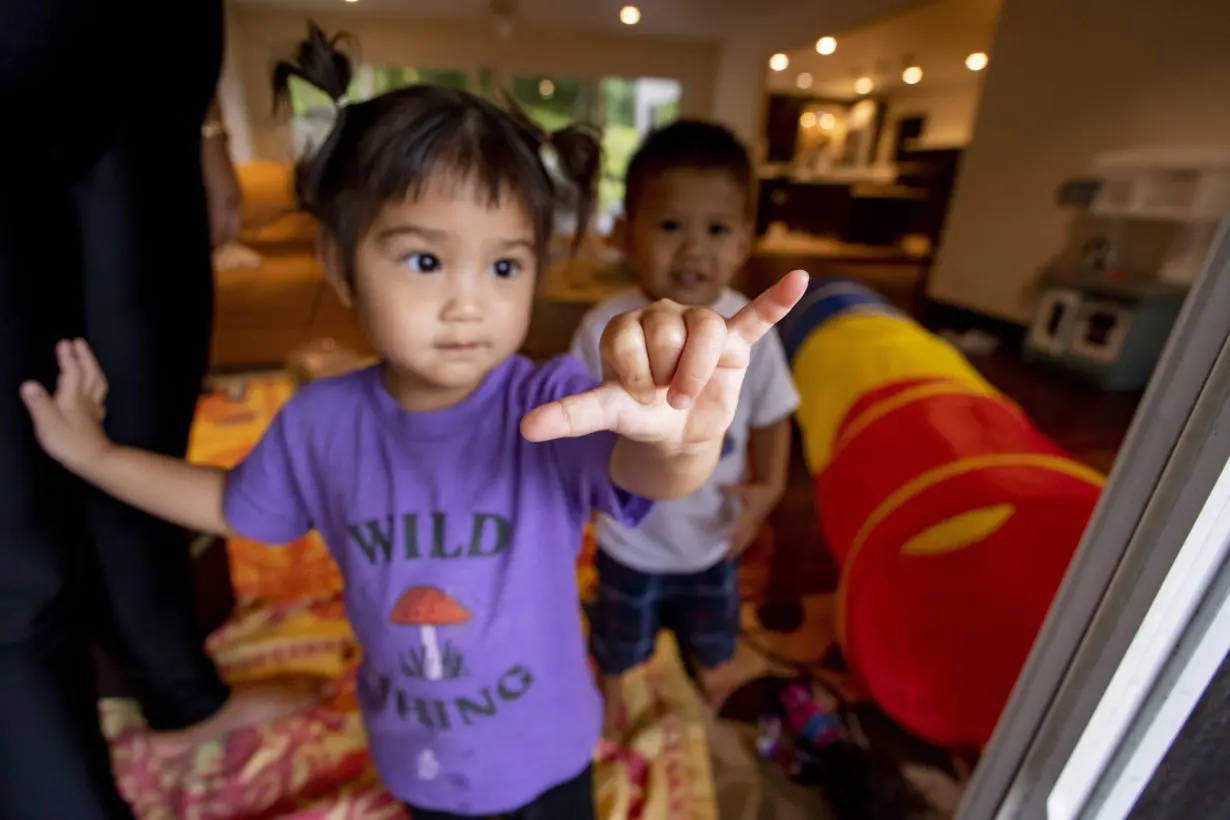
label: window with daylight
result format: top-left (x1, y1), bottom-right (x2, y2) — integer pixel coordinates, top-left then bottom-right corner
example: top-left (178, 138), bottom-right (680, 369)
top-left (286, 67), bottom-right (682, 235)
top-left (369, 67), bottom-right (470, 94)
top-left (508, 75), bottom-right (682, 234)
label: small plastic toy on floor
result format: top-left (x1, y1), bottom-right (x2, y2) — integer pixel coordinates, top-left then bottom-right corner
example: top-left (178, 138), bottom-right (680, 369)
top-left (780, 681), bottom-right (845, 747)
top-left (754, 677), bottom-right (932, 820)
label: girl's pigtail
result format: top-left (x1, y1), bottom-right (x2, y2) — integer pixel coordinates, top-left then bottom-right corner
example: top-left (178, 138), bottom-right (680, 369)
top-left (272, 21), bottom-right (354, 112)
top-left (546, 123), bottom-right (603, 253)
top-left (499, 89), bottom-right (602, 253)
top-left (271, 21), bottom-right (356, 215)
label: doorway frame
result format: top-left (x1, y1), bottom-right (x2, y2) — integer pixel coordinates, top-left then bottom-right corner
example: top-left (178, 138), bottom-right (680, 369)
top-left (957, 216), bottom-right (1230, 819)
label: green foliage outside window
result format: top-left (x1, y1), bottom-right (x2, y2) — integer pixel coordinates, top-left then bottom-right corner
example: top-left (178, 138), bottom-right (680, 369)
top-left (286, 75), bottom-right (357, 115)
top-left (509, 75), bottom-right (588, 132)
top-left (599, 77), bottom-right (642, 217)
top-left (652, 99), bottom-right (679, 128)
top-left (371, 67), bottom-right (469, 94)
top-left (477, 68), bottom-right (497, 102)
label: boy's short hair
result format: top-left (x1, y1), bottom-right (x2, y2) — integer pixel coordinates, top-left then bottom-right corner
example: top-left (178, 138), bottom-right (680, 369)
top-left (623, 119), bottom-right (753, 218)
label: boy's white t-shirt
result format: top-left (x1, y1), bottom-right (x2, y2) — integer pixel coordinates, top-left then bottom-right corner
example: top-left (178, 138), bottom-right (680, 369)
top-left (570, 287), bottom-right (801, 573)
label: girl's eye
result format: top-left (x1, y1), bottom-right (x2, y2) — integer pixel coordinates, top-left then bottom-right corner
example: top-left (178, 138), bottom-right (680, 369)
top-left (403, 252), bottom-right (441, 273)
top-left (708, 222), bottom-right (730, 237)
top-left (492, 258), bottom-right (521, 279)
top-left (658, 219), bottom-right (681, 233)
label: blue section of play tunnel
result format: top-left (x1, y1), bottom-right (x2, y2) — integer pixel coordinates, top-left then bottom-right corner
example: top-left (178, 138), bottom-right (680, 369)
top-left (777, 277), bottom-right (899, 362)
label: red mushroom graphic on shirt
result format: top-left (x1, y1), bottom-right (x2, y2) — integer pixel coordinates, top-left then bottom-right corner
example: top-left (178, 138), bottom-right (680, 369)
top-left (391, 586), bottom-right (472, 681)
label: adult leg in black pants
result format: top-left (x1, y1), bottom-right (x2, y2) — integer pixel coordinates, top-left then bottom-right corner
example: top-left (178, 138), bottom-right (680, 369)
top-left (0, 4), bottom-right (310, 813)
top-left (0, 4), bottom-right (224, 810)
top-left (73, 99), bottom-right (235, 742)
top-left (70, 25), bottom-right (321, 758)
top-left (0, 159), bottom-right (134, 820)
top-left (0, 7), bottom-right (148, 815)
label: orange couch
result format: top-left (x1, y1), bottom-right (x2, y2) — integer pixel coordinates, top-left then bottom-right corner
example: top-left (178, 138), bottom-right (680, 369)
top-left (211, 162), bottom-right (371, 371)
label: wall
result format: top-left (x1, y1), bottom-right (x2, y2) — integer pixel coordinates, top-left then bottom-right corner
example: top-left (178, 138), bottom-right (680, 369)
top-left (928, 0), bottom-right (1230, 323)
top-left (225, 6), bottom-right (720, 161)
top-left (711, 38), bottom-right (769, 148)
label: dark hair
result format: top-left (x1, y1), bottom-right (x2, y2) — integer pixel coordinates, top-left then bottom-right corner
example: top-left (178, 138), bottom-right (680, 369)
top-left (623, 118), bottom-right (752, 217)
top-left (272, 22), bottom-right (602, 280)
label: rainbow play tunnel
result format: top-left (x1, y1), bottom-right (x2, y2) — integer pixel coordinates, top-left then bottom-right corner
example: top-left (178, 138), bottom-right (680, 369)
top-left (780, 279), bottom-right (1104, 749)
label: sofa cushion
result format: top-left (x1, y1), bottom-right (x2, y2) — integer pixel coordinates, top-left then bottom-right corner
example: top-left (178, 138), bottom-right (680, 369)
top-left (235, 161), bottom-right (317, 250)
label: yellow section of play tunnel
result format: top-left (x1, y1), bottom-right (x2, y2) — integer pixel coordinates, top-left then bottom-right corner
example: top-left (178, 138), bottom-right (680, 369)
top-left (791, 311), bottom-right (1001, 472)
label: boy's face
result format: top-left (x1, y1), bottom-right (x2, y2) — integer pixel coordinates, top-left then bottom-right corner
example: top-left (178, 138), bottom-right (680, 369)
top-left (621, 167), bottom-right (752, 307)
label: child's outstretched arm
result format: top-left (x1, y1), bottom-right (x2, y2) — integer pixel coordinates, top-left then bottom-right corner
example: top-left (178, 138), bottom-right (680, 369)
top-left (522, 270), bottom-right (809, 500)
top-left (21, 339), bottom-right (233, 537)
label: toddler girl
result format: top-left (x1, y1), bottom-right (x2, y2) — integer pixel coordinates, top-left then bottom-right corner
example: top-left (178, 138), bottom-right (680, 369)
top-left (20, 23), bottom-right (807, 819)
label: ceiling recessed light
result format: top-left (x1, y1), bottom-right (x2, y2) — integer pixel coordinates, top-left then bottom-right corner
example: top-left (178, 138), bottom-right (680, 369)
top-left (769, 53), bottom-right (789, 72)
top-left (345, 0), bottom-right (359, 3)
top-left (796, 72), bottom-right (813, 90)
top-left (854, 76), bottom-right (874, 95)
top-left (619, 5), bottom-right (640, 25)
top-left (539, 79), bottom-right (555, 98)
top-left (800, 111), bottom-right (817, 129)
top-left (902, 66), bottom-right (923, 85)
top-left (818, 112), bottom-right (836, 130)
top-left (965, 51), bottom-right (989, 71)
top-left (815, 36), bottom-right (837, 56)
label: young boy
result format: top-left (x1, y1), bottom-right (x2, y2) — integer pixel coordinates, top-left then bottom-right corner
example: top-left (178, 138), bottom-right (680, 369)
top-left (571, 120), bottom-right (800, 730)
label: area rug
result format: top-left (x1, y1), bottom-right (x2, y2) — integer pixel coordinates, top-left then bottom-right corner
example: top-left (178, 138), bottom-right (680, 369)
top-left (103, 374), bottom-right (717, 820)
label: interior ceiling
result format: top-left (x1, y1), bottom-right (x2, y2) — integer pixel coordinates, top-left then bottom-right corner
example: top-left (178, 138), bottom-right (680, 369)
top-left (766, 0), bottom-right (1003, 98)
top-left (232, 0), bottom-right (805, 40)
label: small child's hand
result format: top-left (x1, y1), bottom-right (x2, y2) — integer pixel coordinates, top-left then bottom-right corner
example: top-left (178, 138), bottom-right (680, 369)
top-left (20, 339), bottom-right (114, 471)
top-left (522, 270), bottom-right (807, 448)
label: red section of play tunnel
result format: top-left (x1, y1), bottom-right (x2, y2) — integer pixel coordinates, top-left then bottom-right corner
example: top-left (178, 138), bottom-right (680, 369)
top-left (817, 382), bottom-right (1074, 565)
top-left (839, 459), bottom-right (1102, 748)
top-left (814, 380), bottom-right (1102, 748)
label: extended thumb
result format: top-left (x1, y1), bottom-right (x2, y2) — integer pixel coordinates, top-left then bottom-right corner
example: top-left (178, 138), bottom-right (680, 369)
top-left (520, 382), bottom-right (625, 443)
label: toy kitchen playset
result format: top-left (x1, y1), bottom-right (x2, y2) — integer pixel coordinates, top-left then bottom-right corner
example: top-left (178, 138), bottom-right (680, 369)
top-left (1025, 147), bottom-right (1230, 390)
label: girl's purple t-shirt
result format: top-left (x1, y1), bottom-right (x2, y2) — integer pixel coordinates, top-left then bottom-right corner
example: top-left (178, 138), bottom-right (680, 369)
top-left (223, 355), bottom-right (650, 814)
